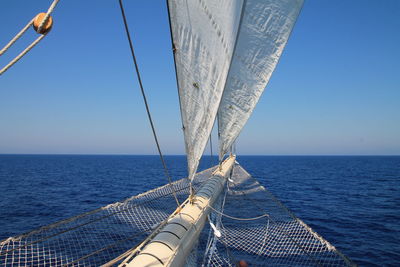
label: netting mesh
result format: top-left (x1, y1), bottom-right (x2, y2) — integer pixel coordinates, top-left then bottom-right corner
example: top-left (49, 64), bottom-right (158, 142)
top-left (201, 164), bottom-right (354, 266)
top-left (0, 164), bottom-right (354, 266)
top-left (0, 168), bottom-right (214, 266)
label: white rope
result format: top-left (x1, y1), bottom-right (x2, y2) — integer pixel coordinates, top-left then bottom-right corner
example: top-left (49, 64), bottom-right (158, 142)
top-left (207, 169), bottom-right (270, 222)
top-left (0, 35), bottom-right (45, 75)
top-left (0, 0), bottom-right (61, 76)
top-left (208, 204), bottom-right (269, 221)
top-left (0, 19), bottom-right (34, 56)
top-left (208, 216), bottom-right (221, 237)
top-left (203, 191), bottom-right (225, 266)
top-left (37, 0), bottom-right (60, 33)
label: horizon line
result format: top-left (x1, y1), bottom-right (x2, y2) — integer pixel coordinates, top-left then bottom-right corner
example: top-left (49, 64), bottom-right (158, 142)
top-left (0, 153), bottom-right (399, 157)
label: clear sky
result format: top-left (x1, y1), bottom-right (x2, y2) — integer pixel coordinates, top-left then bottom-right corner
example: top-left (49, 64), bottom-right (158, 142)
top-left (0, 0), bottom-right (399, 155)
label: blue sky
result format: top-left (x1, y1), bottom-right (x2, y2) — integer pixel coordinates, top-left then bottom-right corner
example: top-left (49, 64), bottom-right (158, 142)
top-left (0, 0), bottom-right (399, 155)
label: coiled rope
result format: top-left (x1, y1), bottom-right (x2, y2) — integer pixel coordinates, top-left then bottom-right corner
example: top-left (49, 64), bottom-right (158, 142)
top-left (0, 0), bottom-right (60, 75)
top-left (118, 0), bottom-right (180, 207)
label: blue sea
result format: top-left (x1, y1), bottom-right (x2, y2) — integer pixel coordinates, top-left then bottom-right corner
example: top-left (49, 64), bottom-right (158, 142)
top-left (0, 155), bottom-right (399, 266)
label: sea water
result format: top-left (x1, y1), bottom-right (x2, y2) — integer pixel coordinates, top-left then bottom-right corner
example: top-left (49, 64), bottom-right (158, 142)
top-left (0, 155), bottom-right (399, 266)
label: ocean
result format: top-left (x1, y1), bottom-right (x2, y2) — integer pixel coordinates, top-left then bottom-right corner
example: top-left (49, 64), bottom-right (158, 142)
top-left (0, 155), bottom-right (399, 266)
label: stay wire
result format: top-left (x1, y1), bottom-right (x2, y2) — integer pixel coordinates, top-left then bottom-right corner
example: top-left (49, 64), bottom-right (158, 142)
top-left (117, 0), bottom-right (180, 207)
top-left (209, 134), bottom-right (213, 166)
top-left (164, 0), bottom-right (196, 199)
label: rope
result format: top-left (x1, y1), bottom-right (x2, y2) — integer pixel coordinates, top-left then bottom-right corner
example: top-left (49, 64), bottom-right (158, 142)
top-left (206, 181), bottom-right (238, 265)
top-left (0, 35), bottom-right (45, 75)
top-left (0, 0), bottom-right (60, 76)
top-left (208, 170), bottom-right (270, 222)
top-left (37, 0), bottom-right (60, 33)
top-left (0, 181), bottom-right (191, 256)
top-left (62, 230), bottom-right (149, 267)
top-left (226, 167), bottom-right (325, 267)
top-left (208, 203), bottom-right (269, 221)
top-left (164, 0), bottom-right (198, 200)
top-left (204, 167), bottom-right (324, 266)
top-left (1, 172), bottom-right (211, 259)
top-left (117, 0), bottom-right (180, 207)
top-left (209, 134), bottom-right (213, 166)
top-left (0, 19), bottom-right (34, 56)
top-left (75, 198), bottom-right (193, 267)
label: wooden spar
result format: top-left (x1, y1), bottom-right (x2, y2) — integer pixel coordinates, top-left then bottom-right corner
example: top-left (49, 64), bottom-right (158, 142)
top-left (120, 156), bottom-right (236, 267)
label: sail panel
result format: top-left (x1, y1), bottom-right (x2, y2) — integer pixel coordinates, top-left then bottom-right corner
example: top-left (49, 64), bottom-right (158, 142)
top-left (168, 0), bottom-right (244, 179)
top-left (218, 0), bottom-right (303, 158)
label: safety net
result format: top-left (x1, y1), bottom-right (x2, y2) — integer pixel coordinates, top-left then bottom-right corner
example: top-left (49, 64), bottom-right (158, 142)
top-left (200, 164), bottom-right (354, 266)
top-left (0, 168), bottom-right (214, 266)
top-left (0, 163), bottom-right (353, 266)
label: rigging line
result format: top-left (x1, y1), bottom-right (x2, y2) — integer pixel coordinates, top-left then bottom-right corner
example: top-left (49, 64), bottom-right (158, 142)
top-left (0, 0), bottom-right (59, 56)
top-left (209, 133), bottom-right (213, 166)
top-left (165, 0), bottom-right (185, 134)
top-left (62, 229), bottom-right (150, 267)
top-left (1, 174), bottom-right (211, 256)
top-left (118, 0), bottom-right (179, 207)
top-left (0, 34), bottom-right (45, 75)
top-left (165, 0), bottom-right (195, 199)
top-left (246, 205), bottom-right (324, 267)
top-left (227, 168), bottom-right (324, 267)
top-left (69, 198), bottom-right (193, 267)
top-left (37, 0), bottom-right (60, 33)
top-left (0, 171), bottom-right (208, 246)
top-left (207, 185), bottom-right (238, 265)
top-left (0, 0), bottom-right (60, 75)
top-left (218, 0), bottom-right (247, 163)
top-left (205, 179), bottom-right (231, 267)
top-left (208, 203), bottom-right (269, 221)
top-left (0, 181), bottom-right (191, 256)
top-left (0, 19), bottom-right (34, 56)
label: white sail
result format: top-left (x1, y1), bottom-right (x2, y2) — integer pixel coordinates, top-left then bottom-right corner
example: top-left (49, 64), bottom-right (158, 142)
top-left (167, 0), bottom-right (244, 179)
top-left (218, 0), bottom-right (304, 159)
